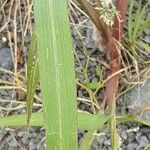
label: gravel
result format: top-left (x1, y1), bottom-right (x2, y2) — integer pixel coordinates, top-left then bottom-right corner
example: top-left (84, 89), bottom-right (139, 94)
top-left (0, 48), bottom-right (13, 70)
top-left (126, 80), bottom-right (150, 121)
top-left (0, 127), bottom-right (45, 149)
top-left (127, 143), bottom-right (138, 150)
top-left (91, 124), bottom-right (150, 150)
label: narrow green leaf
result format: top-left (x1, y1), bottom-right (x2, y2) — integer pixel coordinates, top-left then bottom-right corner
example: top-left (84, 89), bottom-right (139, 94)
top-left (132, 2), bottom-right (149, 39)
top-left (79, 112), bottom-right (110, 150)
top-left (128, 0), bottom-right (134, 39)
top-left (34, 0), bottom-right (77, 149)
top-left (27, 32), bottom-right (39, 125)
top-left (116, 115), bottom-right (150, 126)
top-left (0, 112), bottom-right (149, 129)
top-left (0, 111), bottom-right (109, 130)
top-left (95, 66), bottom-right (101, 76)
top-left (0, 113), bottom-right (44, 127)
top-left (79, 130), bottom-right (94, 150)
top-left (131, 0), bottom-right (142, 38)
top-left (86, 81), bottom-right (99, 90)
top-left (78, 111), bottom-right (109, 130)
top-left (136, 41), bottom-right (150, 53)
top-left (138, 15), bottom-right (150, 36)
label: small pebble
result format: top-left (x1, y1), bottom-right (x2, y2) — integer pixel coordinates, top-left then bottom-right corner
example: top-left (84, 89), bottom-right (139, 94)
top-left (9, 139), bottom-right (17, 147)
top-left (135, 132), bottom-right (142, 144)
top-left (127, 143), bottom-right (138, 150)
top-left (29, 139), bottom-right (37, 150)
top-left (144, 36), bottom-right (150, 44)
top-left (121, 132), bottom-right (128, 140)
top-left (96, 134), bottom-right (107, 144)
top-left (139, 136), bottom-right (149, 148)
top-left (37, 144), bottom-right (45, 150)
top-left (0, 48), bottom-right (13, 70)
top-left (104, 140), bottom-right (111, 146)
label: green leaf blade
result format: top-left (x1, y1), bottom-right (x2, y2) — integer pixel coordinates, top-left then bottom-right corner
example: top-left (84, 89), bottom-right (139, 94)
top-left (78, 111), bottom-right (109, 130)
top-left (138, 15), bottom-right (150, 36)
top-left (27, 32), bottom-right (39, 125)
top-left (132, 2), bottom-right (149, 39)
top-left (34, 0), bottom-right (77, 149)
top-left (128, 0), bottom-right (134, 40)
top-left (0, 113), bottom-right (44, 127)
top-left (136, 41), bottom-right (150, 53)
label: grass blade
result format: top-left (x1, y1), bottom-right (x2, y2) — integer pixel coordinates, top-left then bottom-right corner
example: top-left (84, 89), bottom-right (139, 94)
top-left (34, 0), bottom-right (77, 149)
top-left (116, 114), bottom-right (150, 126)
top-left (138, 15), bottom-right (150, 36)
top-left (136, 41), bottom-right (150, 53)
top-left (128, 0), bottom-right (134, 40)
top-left (79, 130), bottom-right (94, 150)
top-left (78, 111), bottom-right (109, 130)
top-left (0, 113), bottom-right (44, 127)
top-left (132, 2), bottom-right (149, 39)
top-left (27, 32), bottom-right (39, 125)
top-left (78, 112), bottom-right (109, 150)
top-left (131, 0), bottom-right (142, 38)
top-left (0, 111), bottom-right (108, 130)
top-left (0, 112), bottom-right (149, 128)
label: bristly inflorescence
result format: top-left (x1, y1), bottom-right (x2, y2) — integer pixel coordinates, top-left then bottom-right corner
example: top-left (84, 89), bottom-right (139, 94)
top-left (98, 0), bottom-right (120, 27)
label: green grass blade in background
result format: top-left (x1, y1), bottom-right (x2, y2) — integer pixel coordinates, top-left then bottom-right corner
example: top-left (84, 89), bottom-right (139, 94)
top-left (27, 32), bottom-right (39, 125)
top-left (34, 0), bottom-right (77, 149)
top-left (136, 41), bottom-right (150, 53)
top-left (79, 130), bottom-right (94, 150)
top-left (116, 115), bottom-right (150, 126)
top-left (132, 2), bottom-right (149, 39)
top-left (0, 111), bottom-right (109, 130)
top-left (78, 112), bottom-right (109, 150)
top-left (0, 113), bottom-right (44, 127)
top-left (128, 0), bottom-right (134, 40)
top-left (138, 15), bottom-right (150, 36)
top-left (0, 112), bottom-right (149, 128)
top-left (78, 111), bottom-right (109, 130)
